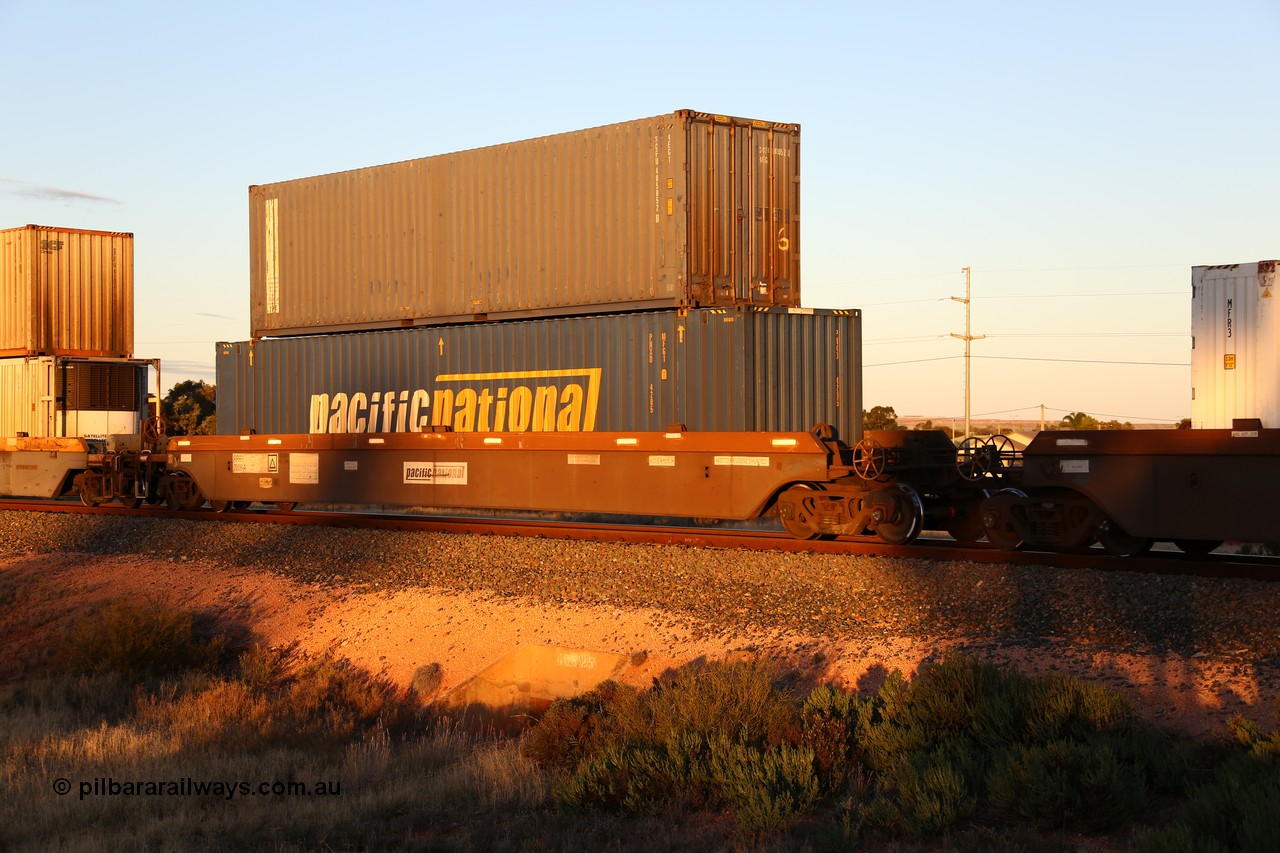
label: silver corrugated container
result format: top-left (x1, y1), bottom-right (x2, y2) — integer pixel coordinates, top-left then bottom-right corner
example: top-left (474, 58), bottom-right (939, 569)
top-left (0, 355), bottom-right (150, 439)
top-left (249, 110), bottom-right (801, 337)
top-left (1191, 260), bottom-right (1280, 429)
top-left (0, 225), bottom-right (134, 357)
top-left (218, 307), bottom-right (861, 441)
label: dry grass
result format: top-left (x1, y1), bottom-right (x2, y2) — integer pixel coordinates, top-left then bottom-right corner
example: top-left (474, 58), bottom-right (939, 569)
top-left (4, 569), bottom-right (1280, 852)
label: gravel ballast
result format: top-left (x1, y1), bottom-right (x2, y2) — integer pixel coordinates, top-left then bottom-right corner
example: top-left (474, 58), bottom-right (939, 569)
top-left (3, 510), bottom-right (1278, 737)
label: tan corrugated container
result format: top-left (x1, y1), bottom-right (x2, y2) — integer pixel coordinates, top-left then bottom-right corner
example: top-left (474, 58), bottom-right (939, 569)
top-left (249, 110), bottom-right (801, 337)
top-left (0, 225), bottom-right (134, 357)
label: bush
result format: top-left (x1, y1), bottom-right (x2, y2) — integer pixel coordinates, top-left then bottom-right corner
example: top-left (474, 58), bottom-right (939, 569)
top-left (56, 599), bottom-right (229, 677)
top-left (865, 744), bottom-right (980, 838)
top-left (133, 649), bottom-right (421, 751)
top-left (1138, 708), bottom-right (1280, 853)
top-left (800, 684), bottom-right (872, 789)
top-left (530, 659), bottom-right (820, 837)
top-left (986, 736), bottom-right (1149, 831)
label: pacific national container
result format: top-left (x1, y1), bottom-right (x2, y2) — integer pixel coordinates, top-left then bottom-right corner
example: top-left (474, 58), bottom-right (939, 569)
top-left (218, 307), bottom-right (861, 442)
top-left (0, 355), bottom-right (152, 440)
top-left (249, 110), bottom-right (801, 337)
top-left (0, 225), bottom-right (134, 357)
top-left (1190, 260), bottom-right (1280, 429)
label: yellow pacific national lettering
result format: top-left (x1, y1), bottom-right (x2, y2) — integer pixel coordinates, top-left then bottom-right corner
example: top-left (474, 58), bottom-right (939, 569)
top-left (308, 368), bottom-right (602, 434)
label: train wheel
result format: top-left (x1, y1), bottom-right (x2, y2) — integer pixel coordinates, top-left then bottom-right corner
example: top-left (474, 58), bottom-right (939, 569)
top-left (208, 500), bottom-right (232, 513)
top-left (778, 484), bottom-right (824, 540)
top-left (1097, 519), bottom-right (1152, 557)
top-left (274, 501), bottom-right (298, 512)
top-left (982, 488), bottom-right (1026, 550)
top-left (74, 473), bottom-right (102, 507)
top-left (1174, 539), bottom-right (1221, 557)
top-left (117, 493), bottom-right (141, 509)
top-left (165, 472), bottom-right (204, 511)
top-left (875, 484), bottom-right (924, 545)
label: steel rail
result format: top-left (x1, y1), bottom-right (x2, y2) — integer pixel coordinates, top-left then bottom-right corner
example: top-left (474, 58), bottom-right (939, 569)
top-left (1, 498), bottom-right (1277, 582)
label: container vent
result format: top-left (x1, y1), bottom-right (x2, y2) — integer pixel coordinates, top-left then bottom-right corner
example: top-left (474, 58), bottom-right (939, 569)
top-left (61, 362), bottom-right (143, 411)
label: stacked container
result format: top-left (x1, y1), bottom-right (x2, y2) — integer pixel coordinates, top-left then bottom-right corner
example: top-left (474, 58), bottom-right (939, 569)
top-left (1190, 260), bottom-right (1280, 429)
top-left (225, 110), bottom-right (861, 441)
top-left (1, 225), bottom-right (150, 441)
top-left (218, 306), bottom-right (862, 442)
top-left (0, 225), bottom-right (134, 358)
top-left (249, 110), bottom-right (801, 336)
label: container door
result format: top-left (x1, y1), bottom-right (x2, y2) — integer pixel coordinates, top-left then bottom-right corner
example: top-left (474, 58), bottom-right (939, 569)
top-left (684, 113), bottom-right (801, 307)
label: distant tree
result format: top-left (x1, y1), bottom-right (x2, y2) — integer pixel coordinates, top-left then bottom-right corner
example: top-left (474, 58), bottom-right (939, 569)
top-left (1060, 411), bottom-right (1099, 430)
top-left (912, 419), bottom-right (955, 438)
top-left (162, 381), bottom-right (217, 436)
top-left (863, 405), bottom-right (905, 431)
top-left (1177, 418), bottom-right (1192, 430)
top-left (1099, 420), bottom-right (1134, 430)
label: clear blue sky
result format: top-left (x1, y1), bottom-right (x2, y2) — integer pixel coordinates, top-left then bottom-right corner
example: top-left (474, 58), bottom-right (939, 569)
top-left (2, 1), bottom-right (1276, 424)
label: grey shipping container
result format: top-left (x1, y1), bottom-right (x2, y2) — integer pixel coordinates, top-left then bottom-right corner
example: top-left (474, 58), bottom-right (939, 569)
top-left (0, 225), bottom-right (134, 357)
top-left (249, 110), bottom-right (801, 337)
top-left (218, 307), bottom-right (861, 442)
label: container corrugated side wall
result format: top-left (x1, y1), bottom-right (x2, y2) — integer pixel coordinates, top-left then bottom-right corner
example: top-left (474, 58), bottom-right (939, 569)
top-left (219, 307), bottom-right (859, 441)
top-left (0, 226), bottom-right (134, 357)
top-left (1191, 261), bottom-right (1280, 429)
top-left (249, 111), bottom-right (799, 337)
top-left (0, 358), bottom-right (49, 436)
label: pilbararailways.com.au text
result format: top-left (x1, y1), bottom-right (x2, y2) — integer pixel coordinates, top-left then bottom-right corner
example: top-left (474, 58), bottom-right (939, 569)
top-left (53, 776), bottom-right (342, 801)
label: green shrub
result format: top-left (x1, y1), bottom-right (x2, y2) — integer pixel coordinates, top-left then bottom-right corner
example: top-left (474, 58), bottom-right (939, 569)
top-left (800, 684), bottom-right (872, 789)
top-left (1021, 671), bottom-right (1137, 742)
top-left (986, 736), bottom-right (1149, 831)
top-left (1135, 753), bottom-right (1280, 853)
top-left (864, 742), bottom-right (981, 838)
top-left (1228, 707), bottom-right (1280, 760)
top-left (640, 658), bottom-right (801, 748)
top-left (522, 680), bottom-right (637, 771)
top-left (858, 656), bottom-right (1033, 772)
top-left (554, 731), bottom-right (701, 813)
top-left (706, 735), bottom-right (819, 837)
top-left (56, 599), bottom-right (229, 677)
top-left (134, 650), bottom-right (420, 750)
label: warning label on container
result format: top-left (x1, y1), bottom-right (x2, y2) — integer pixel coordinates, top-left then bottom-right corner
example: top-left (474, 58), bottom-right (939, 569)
top-left (403, 461), bottom-right (468, 485)
top-left (1060, 460), bottom-right (1090, 474)
top-left (567, 454), bottom-right (601, 466)
top-left (648, 455), bottom-right (676, 467)
top-left (714, 455), bottom-right (769, 467)
top-left (290, 452), bottom-right (319, 485)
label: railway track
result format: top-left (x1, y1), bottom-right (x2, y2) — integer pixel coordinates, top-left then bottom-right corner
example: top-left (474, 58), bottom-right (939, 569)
top-left (3, 498), bottom-right (1277, 582)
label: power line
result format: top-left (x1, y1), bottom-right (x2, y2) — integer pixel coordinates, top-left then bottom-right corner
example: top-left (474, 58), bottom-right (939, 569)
top-left (866, 355), bottom-right (962, 367)
top-left (976, 291), bottom-right (1182, 299)
top-left (866, 354), bottom-right (1186, 368)
top-left (975, 355), bottom-right (1188, 367)
top-left (857, 290), bottom-right (1182, 307)
top-left (985, 332), bottom-right (1184, 338)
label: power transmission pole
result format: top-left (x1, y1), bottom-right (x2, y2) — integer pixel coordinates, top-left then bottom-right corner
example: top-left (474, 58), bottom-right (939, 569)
top-left (950, 266), bottom-right (985, 439)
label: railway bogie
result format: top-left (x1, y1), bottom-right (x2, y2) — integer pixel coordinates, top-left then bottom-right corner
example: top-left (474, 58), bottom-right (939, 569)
top-left (980, 427), bottom-right (1280, 556)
